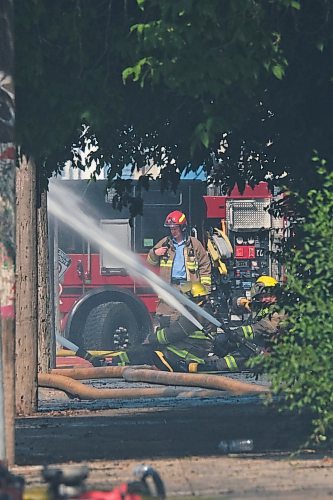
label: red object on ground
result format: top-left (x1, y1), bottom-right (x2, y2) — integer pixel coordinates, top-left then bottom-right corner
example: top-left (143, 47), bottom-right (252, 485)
top-left (56, 356), bottom-right (92, 368)
top-left (79, 483), bottom-right (143, 499)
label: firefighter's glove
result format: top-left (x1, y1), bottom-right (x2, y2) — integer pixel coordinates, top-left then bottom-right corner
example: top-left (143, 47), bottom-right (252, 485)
top-left (213, 332), bottom-right (234, 357)
top-left (90, 355), bottom-right (109, 367)
top-left (237, 297), bottom-right (251, 311)
top-left (202, 329), bottom-right (215, 341)
top-left (228, 327), bottom-right (249, 343)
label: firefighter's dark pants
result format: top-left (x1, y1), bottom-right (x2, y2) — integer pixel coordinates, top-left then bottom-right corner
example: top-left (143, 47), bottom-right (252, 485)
top-left (193, 353), bottom-right (249, 373)
top-left (109, 344), bottom-right (206, 372)
top-left (109, 344), bottom-right (156, 366)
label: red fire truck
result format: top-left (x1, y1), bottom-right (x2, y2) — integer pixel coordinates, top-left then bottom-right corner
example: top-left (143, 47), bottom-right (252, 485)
top-left (53, 179), bottom-right (284, 350)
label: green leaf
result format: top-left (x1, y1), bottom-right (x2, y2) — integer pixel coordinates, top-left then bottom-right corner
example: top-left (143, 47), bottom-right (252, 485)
top-left (136, 0), bottom-right (145, 10)
top-left (291, 1), bottom-right (301, 10)
top-left (272, 64), bottom-right (285, 80)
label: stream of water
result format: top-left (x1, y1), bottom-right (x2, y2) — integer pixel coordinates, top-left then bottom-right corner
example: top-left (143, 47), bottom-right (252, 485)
top-left (48, 180), bottom-right (222, 331)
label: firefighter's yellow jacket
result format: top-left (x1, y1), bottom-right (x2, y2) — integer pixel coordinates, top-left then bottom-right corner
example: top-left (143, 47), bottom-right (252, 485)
top-left (147, 235), bottom-right (211, 290)
top-left (147, 235), bottom-right (212, 318)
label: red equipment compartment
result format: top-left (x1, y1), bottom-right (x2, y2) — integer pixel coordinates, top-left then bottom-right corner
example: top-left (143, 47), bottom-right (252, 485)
top-left (203, 196), bottom-right (227, 218)
top-left (235, 245), bottom-right (256, 259)
top-left (203, 182), bottom-right (270, 219)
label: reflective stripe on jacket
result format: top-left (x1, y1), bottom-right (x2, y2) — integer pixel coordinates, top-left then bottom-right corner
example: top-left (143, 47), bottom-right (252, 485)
top-left (147, 236), bottom-right (212, 291)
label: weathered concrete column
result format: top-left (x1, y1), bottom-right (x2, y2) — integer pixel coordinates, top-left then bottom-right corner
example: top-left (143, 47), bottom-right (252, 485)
top-left (37, 189), bottom-right (55, 372)
top-left (15, 155), bottom-right (38, 415)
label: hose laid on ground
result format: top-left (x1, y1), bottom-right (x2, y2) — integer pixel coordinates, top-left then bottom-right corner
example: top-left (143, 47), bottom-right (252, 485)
top-left (122, 368), bottom-right (269, 395)
top-left (47, 366), bottom-right (268, 396)
top-left (51, 365), bottom-right (153, 380)
top-left (38, 373), bottom-right (229, 400)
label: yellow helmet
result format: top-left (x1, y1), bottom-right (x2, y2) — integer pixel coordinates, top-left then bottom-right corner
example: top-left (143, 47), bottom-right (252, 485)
top-left (252, 275), bottom-right (278, 299)
top-left (256, 276), bottom-right (278, 287)
top-left (180, 281), bottom-right (209, 298)
top-left (256, 275), bottom-right (278, 287)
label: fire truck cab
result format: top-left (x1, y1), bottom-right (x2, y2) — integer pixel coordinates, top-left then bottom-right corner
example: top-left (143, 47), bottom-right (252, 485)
top-left (53, 179), bottom-right (283, 350)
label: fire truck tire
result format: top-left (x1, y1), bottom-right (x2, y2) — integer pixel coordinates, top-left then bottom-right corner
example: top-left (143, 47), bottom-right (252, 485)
top-left (80, 303), bottom-right (111, 349)
top-left (101, 303), bottom-right (139, 349)
top-left (66, 287), bottom-right (153, 350)
top-left (79, 302), bottom-right (143, 350)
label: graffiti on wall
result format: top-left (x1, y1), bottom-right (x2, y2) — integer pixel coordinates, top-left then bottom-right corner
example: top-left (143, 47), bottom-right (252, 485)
top-left (0, 241), bottom-right (14, 319)
top-left (0, 142), bottom-right (15, 319)
top-left (0, 71), bottom-right (14, 143)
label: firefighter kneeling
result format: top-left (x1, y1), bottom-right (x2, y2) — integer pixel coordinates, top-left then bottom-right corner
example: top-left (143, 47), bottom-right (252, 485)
top-left (190, 275), bottom-right (284, 373)
top-left (108, 282), bottom-right (217, 372)
top-left (108, 276), bottom-right (283, 373)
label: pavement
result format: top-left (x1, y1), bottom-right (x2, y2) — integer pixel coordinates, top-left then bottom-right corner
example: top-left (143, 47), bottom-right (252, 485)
top-left (13, 454), bottom-right (333, 499)
top-left (10, 357), bottom-right (333, 498)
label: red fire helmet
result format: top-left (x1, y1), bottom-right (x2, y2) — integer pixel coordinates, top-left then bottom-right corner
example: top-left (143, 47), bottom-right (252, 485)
top-left (164, 210), bottom-right (187, 228)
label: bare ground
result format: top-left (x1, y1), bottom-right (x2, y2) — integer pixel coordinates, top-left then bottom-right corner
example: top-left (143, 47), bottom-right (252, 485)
top-left (10, 379), bottom-right (333, 499)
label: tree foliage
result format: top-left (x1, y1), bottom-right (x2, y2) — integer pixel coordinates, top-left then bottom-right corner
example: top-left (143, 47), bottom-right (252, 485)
top-left (125, 1), bottom-right (287, 149)
top-left (15, 0), bottom-right (331, 201)
top-left (15, 1), bottom-right (134, 183)
top-left (11, 2), bottom-right (296, 192)
top-left (258, 165), bottom-right (333, 444)
top-left (15, 1), bottom-right (333, 202)
top-left (14, 0), bottom-right (197, 211)
top-left (126, 0), bottom-right (333, 198)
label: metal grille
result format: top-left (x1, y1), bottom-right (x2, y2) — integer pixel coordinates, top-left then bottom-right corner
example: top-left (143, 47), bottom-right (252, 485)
top-left (227, 199), bottom-right (271, 230)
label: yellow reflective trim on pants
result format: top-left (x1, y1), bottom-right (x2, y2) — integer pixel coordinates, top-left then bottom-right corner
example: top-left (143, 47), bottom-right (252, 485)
top-left (241, 325), bottom-right (254, 340)
top-left (107, 351), bottom-right (128, 357)
top-left (166, 346), bottom-right (204, 364)
top-left (189, 331), bottom-right (208, 340)
top-left (154, 351), bottom-right (174, 372)
top-left (156, 328), bottom-right (168, 344)
top-left (201, 276), bottom-right (212, 284)
top-left (224, 355), bottom-right (238, 372)
top-left (119, 352), bottom-right (130, 365)
top-left (188, 362), bottom-right (199, 373)
top-left (112, 351), bottom-right (130, 366)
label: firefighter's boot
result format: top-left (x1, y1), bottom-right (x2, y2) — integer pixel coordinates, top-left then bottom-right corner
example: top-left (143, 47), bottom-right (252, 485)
top-left (186, 354), bottom-right (240, 373)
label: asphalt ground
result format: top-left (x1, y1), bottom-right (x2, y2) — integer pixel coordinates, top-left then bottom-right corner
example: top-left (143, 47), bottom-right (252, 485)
top-left (11, 362), bottom-right (333, 498)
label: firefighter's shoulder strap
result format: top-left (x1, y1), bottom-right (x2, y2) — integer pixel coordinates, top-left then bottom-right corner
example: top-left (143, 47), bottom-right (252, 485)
top-left (186, 235), bottom-right (197, 258)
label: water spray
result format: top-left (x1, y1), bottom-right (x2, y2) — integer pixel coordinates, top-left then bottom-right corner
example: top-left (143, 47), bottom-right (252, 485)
top-left (48, 181), bottom-right (223, 331)
top-left (56, 333), bottom-right (80, 353)
top-left (56, 333), bottom-right (105, 367)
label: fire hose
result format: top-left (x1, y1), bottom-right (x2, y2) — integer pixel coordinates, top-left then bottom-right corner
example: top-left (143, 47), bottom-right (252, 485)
top-left (51, 365), bottom-right (151, 379)
top-left (39, 366), bottom-right (269, 400)
top-left (51, 335), bottom-right (269, 399)
top-left (38, 372), bottom-right (232, 399)
top-left (122, 368), bottom-right (268, 394)
top-left (51, 366), bottom-right (269, 394)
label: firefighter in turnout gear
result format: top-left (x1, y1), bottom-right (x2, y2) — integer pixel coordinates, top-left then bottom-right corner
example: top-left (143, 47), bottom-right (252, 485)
top-left (187, 275), bottom-right (284, 373)
top-left (107, 282), bottom-right (217, 372)
top-left (147, 210), bottom-right (212, 320)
